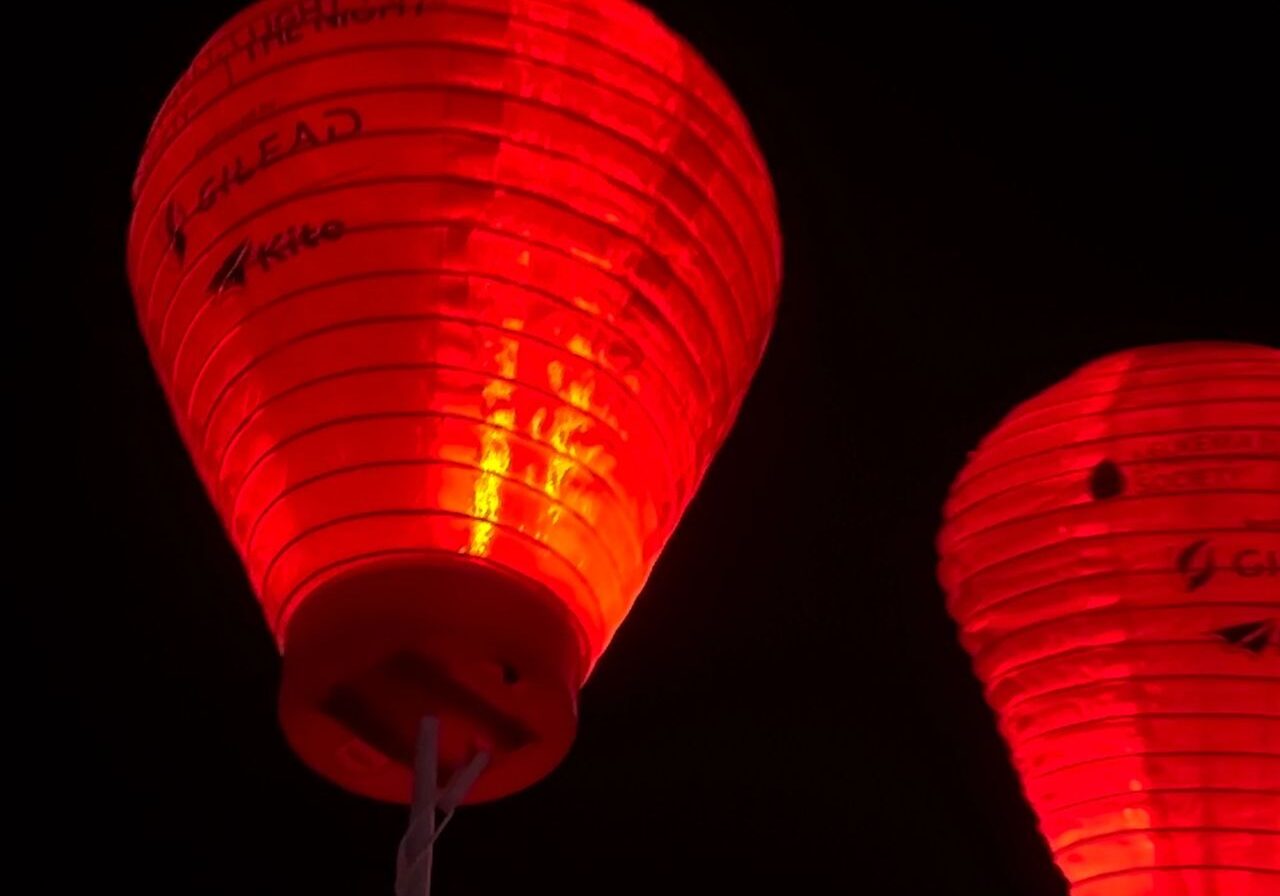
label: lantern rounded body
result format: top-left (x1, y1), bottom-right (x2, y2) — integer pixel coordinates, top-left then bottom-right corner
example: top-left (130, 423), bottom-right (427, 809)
top-left (127, 0), bottom-right (781, 803)
top-left (938, 342), bottom-right (1280, 895)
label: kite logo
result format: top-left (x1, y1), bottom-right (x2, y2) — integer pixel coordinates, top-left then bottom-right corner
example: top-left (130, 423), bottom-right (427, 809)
top-left (1212, 619), bottom-right (1278, 655)
top-left (207, 219), bottom-right (345, 295)
top-left (1177, 538), bottom-right (1215, 591)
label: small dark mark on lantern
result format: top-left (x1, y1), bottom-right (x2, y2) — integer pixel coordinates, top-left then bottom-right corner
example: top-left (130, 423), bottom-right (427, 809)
top-left (1088, 458), bottom-right (1127, 499)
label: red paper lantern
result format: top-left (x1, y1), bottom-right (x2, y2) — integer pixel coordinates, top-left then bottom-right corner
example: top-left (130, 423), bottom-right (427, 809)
top-left (127, 0), bottom-right (781, 804)
top-left (937, 342), bottom-right (1280, 895)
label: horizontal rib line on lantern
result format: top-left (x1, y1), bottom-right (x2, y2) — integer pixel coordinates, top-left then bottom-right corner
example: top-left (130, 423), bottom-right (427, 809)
top-left (945, 526), bottom-right (1262, 584)
top-left (954, 570), bottom-right (1273, 622)
top-left (166, 252), bottom-right (706, 415)
top-left (1007, 351), bottom-right (1280, 391)
top-left (209, 361), bottom-right (671, 484)
top-left (993, 372), bottom-right (1280, 429)
top-left (155, 233), bottom-right (713, 402)
top-left (263, 546), bottom-right (600, 650)
top-left (133, 86), bottom-right (776, 301)
top-left (192, 319), bottom-right (655, 454)
top-left (143, 6), bottom-right (767, 189)
top-left (218, 378), bottom-right (647, 497)
top-left (142, 174), bottom-right (748, 377)
top-left (240, 458), bottom-right (624, 550)
top-left (149, 209), bottom-right (747, 384)
top-left (148, 0), bottom-right (770, 181)
top-left (1011, 711), bottom-right (1280, 748)
top-left (981, 638), bottom-right (1268, 682)
top-left (970, 601), bottom-right (1280, 666)
top-left (216, 393), bottom-right (638, 492)
top-left (181, 310), bottom-right (689, 473)
top-left (944, 455), bottom-right (1280, 523)
top-left (240, 458), bottom-right (634, 577)
top-left (944, 487), bottom-right (1280, 548)
top-left (180, 0), bottom-right (697, 76)
top-left (1001, 349), bottom-right (1280, 390)
top-left (165, 270), bottom-right (735, 450)
top-left (137, 7), bottom-right (771, 202)
top-left (950, 425), bottom-right (1280, 494)
top-left (226, 415), bottom-right (640, 542)
top-left (146, 174), bottom-right (752, 369)
top-left (960, 395), bottom-right (1280, 457)
top-left (258, 507), bottom-right (602, 604)
top-left (1070, 864), bottom-right (1280, 889)
top-left (151, 172), bottom-right (760, 374)
top-left (177, 296), bottom-right (734, 471)
top-left (133, 79), bottom-right (777, 287)
top-left (208, 358), bottom-right (684, 494)
top-left (185, 288), bottom-right (690, 447)
top-left (210, 360), bottom-right (680, 495)
top-left (1052, 826), bottom-right (1280, 857)
top-left (267, 542), bottom-right (602, 638)
top-left (1046, 786), bottom-right (1280, 815)
top-left (994, 674), bottom-right (1280, 717)
top-left (1023, 750), bottom-right (1280, 785)
top-left (222, 409), bottom-right (635, 526)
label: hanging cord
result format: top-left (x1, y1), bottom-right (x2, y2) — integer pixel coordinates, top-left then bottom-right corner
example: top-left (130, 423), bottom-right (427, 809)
top-left (395, 718), bottom-right (490, 896)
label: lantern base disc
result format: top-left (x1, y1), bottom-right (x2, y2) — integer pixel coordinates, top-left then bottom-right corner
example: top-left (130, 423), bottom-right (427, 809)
top-left (277, 556), bottom-right (584, 804)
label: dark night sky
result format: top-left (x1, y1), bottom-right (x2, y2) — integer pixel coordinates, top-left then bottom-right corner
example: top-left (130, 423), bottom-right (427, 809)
top-left (22, 2), bottom-right (1278, 895)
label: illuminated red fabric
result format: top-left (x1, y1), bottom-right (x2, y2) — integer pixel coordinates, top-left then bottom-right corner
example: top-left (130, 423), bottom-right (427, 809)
top-left (938, 342), bottom-right (1280, 895)
top-left (127, 0), bottom-right (780, 798)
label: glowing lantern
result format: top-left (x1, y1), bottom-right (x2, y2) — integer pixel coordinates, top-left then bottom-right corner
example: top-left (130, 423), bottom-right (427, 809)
top-left (937, 342), bottom-right (1280, 895)
top-left (127, 0), bottom-right (781, 804)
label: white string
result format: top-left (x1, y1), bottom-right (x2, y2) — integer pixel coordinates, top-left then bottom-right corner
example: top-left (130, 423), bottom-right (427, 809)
top-left (394, 718), bottom-right (490, 896)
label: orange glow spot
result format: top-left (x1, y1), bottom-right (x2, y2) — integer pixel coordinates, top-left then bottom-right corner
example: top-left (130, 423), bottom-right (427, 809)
top-left (470, 336), bottom-right (519, 556)
top-left (567, 334), bottom-right (595, 360)
top-left (469, 407), bottom-right (514, 555)
top-left (546, 360), bottom-right (564, 392)
top-left (565, 376), bottom-right (593, 411)
top-left (568, 246), bottom-right (613, 271)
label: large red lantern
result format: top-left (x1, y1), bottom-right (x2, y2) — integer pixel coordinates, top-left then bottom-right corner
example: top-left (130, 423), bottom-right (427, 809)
top-left (937, 342), bottom-right (1279, 895)
top-left (127, 0), bottom-right (781, 805)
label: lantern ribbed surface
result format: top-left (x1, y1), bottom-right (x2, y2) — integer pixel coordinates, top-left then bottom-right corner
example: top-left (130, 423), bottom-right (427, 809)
top-left (938, 342), bottom-right (1280, 895)
top-left (127, 0), bottom-right (780, 802)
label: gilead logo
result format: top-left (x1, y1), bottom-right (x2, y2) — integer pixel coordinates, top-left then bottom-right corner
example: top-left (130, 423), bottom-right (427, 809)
top-left (164, 107), bottom-right (362, 263)
top-left (1177, 538), bottom-right (1280, 592)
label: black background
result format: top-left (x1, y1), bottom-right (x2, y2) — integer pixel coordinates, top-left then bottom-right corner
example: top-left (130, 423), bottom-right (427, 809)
top-left (23, 2), bottom-right (1278, 894)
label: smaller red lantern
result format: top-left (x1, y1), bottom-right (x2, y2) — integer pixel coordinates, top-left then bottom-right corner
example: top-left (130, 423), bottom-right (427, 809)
top-left (938, 341), bottom-right (1280, 896)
